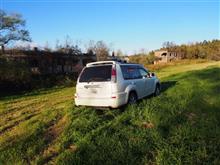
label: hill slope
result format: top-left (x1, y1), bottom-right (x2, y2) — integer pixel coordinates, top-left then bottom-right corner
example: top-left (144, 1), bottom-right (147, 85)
top-left (0, 61), bottom-right (220, 164)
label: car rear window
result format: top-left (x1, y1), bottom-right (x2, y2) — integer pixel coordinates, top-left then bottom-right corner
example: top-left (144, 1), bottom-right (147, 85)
top-left (79, 65), bottom-right (112, 82)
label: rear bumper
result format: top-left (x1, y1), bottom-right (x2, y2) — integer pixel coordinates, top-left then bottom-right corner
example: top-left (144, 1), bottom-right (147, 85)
top-left (75, 92), bottom-right (127, 108)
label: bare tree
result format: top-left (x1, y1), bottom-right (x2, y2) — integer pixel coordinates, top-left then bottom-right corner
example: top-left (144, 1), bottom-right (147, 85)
top-left (64, 35), bottom-right (72, 48)
top-left (95, 41), bottom-right (110, 61)
top-left (85, 40), bottom-right (96, 54)
top-left (56, 36), bottom-right (82, 55)
top-left (116, 49), bottom-right (124, 57)
top-left (0, 10), bottom-right (31, 53)
top-left (85, 40), bottom-right (109, 61)
top-left (55, 39), bottom-right (61, 51)
top-left (162, 41), bottom-right (176, 51)
top-left (44, 41), bottom-right (51, 52)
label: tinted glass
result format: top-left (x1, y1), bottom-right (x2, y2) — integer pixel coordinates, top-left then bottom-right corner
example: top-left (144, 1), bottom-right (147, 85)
top-left (79, 65), bottom-right (112, 82)
top-left (139, 68), bottom-right (149, 77)
top-left (120, 65), bottom-right (142, 80)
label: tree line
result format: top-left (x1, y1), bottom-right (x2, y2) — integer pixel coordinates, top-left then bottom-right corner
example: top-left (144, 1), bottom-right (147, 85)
top-left (129, 40), bottom-right (220, 65)
top-left (162, 40), bottom-right (220, 60)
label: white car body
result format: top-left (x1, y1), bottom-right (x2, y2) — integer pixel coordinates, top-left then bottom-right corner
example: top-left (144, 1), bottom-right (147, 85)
top-left (75, 61), bottom-right (160, 108)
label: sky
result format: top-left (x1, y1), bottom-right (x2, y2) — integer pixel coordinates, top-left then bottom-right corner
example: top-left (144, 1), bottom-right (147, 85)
top-left (1, 0), bottom-right (220, 55)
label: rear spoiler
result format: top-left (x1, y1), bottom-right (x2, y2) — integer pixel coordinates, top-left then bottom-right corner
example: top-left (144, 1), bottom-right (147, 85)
top-left (86, 61), bottom-right (117, 67)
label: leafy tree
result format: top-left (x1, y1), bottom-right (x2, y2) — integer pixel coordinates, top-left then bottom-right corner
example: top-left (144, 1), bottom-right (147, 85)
top-left (161, 40), bottom-right (220, 60)
top-left (146, 51), bottom-right (156, 64)
top-left (0, 10), bottom-right (31, 53)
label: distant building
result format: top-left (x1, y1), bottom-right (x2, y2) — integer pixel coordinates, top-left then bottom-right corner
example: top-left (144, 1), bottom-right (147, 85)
top-left (154, 50), bottom-right (183, 64)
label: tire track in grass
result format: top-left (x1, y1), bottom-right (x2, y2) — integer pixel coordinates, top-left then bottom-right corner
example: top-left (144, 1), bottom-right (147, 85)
top-left (53, 102), bottom-right (168, 164)
top-left (0, 103), bottom-right (48, 136)
top-left (29, 106), bottom-right (72, 164)
top-left (0, 87), bottom-right (72, 116)
top-left (0, 91), bottom-right (68, 116)
top-left (0, 111), bottom-right (40, 135)
top-left (43, 107), bottom-right (94, 163)
top-left (35, 114), bottom-right (70, 164)
top-left (0, 94), bottom-right (72, 128)
top-left (0, 97), bottom-right (72, 146)
top-left (0, 102), bottom-right (47, 127)
top-left (0, 109), bottom-right (68, 165)
top-left (50, 108), bottom-right (127, 163)
top-left (0, 98), bottom-right (46, 116)
top-left (54, 98), bottom-right (180, 163)
top-left (0, 108), bottom-right (65, 164)
top-left (0, 87), bottom-right (73, 162)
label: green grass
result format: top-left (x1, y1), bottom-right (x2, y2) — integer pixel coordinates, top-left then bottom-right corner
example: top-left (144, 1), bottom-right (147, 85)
top-left (153, 60), bottom-right (220, 78)
top-left (0, 60), bottom-right (220, 164)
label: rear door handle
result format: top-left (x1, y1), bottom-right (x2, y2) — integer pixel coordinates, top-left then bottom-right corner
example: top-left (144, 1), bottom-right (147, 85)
top-left (131, 82), bottom-right (136, 85)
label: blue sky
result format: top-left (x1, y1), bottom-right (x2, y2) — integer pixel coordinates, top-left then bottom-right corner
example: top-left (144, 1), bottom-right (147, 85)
top-left (1, 0), bottom-right (220, 54)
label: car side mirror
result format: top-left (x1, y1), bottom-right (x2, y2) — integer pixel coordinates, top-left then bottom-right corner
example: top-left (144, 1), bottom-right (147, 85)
top-left (142, 75), bottom-right (147, 79)
top-left (144, 73), bottom-right (151, 78)
top-left (151, 72), bottom-right (155, 77)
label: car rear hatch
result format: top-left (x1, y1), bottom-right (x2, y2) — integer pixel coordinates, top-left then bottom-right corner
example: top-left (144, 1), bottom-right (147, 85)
top-left (76, 64), bottom-right (116, 99)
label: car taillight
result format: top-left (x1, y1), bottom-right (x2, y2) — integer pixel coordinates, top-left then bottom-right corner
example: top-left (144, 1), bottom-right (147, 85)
top-left (111, 66), bottom-right (117, 83)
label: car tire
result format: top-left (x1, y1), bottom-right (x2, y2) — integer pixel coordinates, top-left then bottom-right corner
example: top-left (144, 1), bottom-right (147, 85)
top-left (154, 84), bottom-right (160, 96)
top-left (128, 92), bottom-right (137, 104)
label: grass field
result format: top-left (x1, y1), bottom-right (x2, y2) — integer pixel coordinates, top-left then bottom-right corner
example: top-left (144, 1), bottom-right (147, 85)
top-left (0, 60), bottom-right (220, 165)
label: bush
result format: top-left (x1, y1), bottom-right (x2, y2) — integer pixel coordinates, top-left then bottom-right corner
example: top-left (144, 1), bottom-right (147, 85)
top-left (0, 57), bottom-right (76, 95)
top-left (129, 52), bottom-right (156, 65)
top-left (0, 57), bottom-right (31, 83)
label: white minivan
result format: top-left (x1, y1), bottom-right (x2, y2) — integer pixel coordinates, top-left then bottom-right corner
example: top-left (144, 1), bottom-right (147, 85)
top-left (75, 61), bottom-right (160, 108)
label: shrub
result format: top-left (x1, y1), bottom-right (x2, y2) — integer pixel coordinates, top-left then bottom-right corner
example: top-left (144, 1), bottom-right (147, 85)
top-left (0, 57), bottom-right (31, 84)
top-left (0, 57), bottom-right (76, 95)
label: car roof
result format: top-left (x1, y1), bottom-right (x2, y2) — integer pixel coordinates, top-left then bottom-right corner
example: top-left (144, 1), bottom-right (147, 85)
top-left (86, 61), bottom-right (143, 67)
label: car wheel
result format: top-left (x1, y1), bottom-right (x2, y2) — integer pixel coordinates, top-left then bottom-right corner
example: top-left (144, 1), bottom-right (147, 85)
top-left (154, 85), bottom-right (160, 96)
top-left (128, 92), bottom-right (137, 104)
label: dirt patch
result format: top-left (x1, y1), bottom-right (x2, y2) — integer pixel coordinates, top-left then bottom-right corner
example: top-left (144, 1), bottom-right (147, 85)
top-left (142, 122), bottom-right (155, 129)
top-left (44, 115), bottom-right (67, 143)
top-left (68, 144), bottom-right (77, 152)
top-left (185, 112), bottom-right (197, 124)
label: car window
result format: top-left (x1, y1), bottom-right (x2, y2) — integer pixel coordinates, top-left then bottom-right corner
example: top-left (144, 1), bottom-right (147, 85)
top-left (79, 65), bottom-right (112, 82)
top-left (120, 65), bottom-right (142, 80)
top-left (138, 68), bottom-right (149, 77)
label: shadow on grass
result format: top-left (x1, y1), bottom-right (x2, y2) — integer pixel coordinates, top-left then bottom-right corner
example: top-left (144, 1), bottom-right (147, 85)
top-left (192, 67), bottom-right (220, 82)
top-left (139, 80), bottom-right (177, 103)
top-left (160, 81), bottom-right (177, 93)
